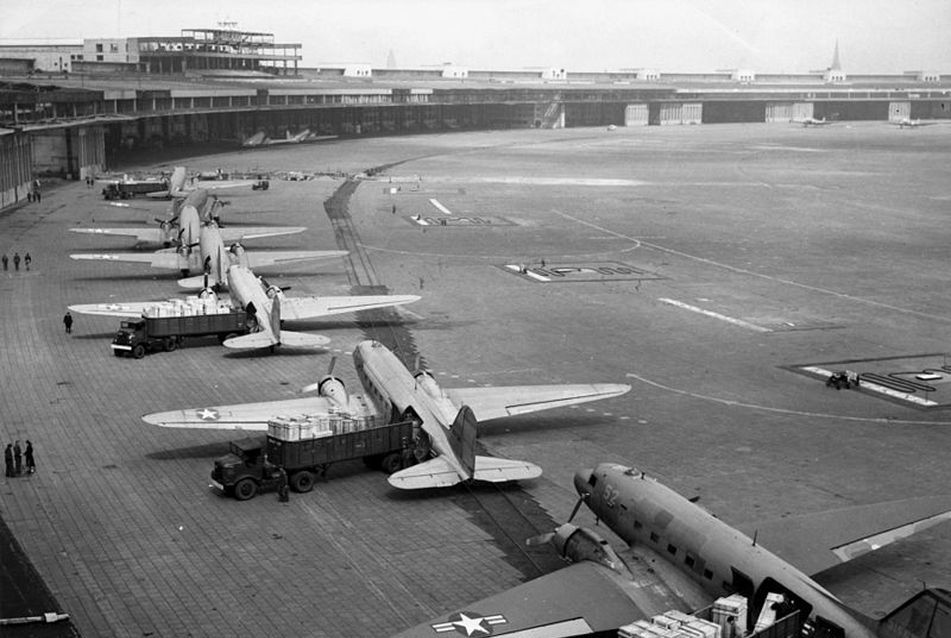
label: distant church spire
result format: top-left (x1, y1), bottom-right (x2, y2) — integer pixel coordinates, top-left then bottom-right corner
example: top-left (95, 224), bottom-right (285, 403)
top-left (830, 40), bottom-right (841, 71)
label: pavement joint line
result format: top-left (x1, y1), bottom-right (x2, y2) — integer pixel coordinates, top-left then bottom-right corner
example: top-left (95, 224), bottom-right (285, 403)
top-left (428, 198), bottom-right (453, 215)
top-left (625, 372), bottom-right (951, 425)
top-left (658, 298), bottom-right (772, 333)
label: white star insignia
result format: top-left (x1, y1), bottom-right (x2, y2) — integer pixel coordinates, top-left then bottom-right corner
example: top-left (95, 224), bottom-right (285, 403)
top-left (197, 408), bottom-right (219, 420)
top-left (452, 613), bottom-right (490, 636)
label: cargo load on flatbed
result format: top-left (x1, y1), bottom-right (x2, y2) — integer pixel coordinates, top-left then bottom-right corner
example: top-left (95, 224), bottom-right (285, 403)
top-left (211, 415), bottom-right (420, 500)
top-left (111, 294), bottom-right (248, 358)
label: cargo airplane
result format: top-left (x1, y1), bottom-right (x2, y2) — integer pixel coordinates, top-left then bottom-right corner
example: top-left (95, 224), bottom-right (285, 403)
top-left (69, 267), bottom-right (419, 351)
top-left (70, 216), bottom-right (342, 287)
top-left (70, 187), bottom-right (224, 248)
top-left (142, 340), bottom-right (631, 488)
top-left (394, 462), bottom-right (951, 637)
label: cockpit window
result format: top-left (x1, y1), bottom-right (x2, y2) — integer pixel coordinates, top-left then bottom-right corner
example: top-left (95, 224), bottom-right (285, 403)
top-left (588, 473), bottom-right (598, 488)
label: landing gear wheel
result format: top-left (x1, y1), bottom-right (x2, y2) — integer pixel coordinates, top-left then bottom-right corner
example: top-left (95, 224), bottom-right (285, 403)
top-left (380, 452), bottom-right (403, 475)
top-left (233, 478), bottom-right (257, 501)
top-left (291, 471), bottom-right (315, 493)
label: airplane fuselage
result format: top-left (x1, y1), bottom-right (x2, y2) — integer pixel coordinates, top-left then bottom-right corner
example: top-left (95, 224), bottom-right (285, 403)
top-left (226, 265), bottom-right (276, 336)
top-left (353, 341), bottom-right (469, 481)
top-left (580, 464), bottom-right (876, 638)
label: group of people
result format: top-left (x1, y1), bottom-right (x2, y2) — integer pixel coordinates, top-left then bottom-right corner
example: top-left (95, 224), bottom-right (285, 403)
top-left (1, 252), bottom-right (32, 271)
top-left (4, 440), bottom-right (35, 477)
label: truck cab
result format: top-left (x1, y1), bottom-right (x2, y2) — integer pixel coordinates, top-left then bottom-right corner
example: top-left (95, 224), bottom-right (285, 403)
top-left (111, 319), bottom-right (149, 358)
top-left (211, 437), bottom-right (280, 501)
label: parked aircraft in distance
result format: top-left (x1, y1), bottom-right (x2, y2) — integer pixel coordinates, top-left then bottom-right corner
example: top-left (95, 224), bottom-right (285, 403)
top-left (394, 461), bottom-right (951, 637)
top-left (70, 187), bottom-right (222, 248)
top-left (70, 218), bottom-right (341, 285)
top-left (142, 340), bottom-right (630, 491)
top-left (797, 117), bottom-right (832, 127)
top-left (891, 118), bottom-right (938, 129)
top-left (242, 129), bottom-right (337, 148)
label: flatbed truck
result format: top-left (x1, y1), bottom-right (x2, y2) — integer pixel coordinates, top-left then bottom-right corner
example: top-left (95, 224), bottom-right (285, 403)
top-left (211, 416), bottom-right (418, 500)
top-left (101, 180), bottom-right (169, 200)
top-left (111, 311), bottom-right (248, 358)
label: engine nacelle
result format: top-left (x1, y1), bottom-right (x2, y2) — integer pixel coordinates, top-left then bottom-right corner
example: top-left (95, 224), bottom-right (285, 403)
top-left (317, 376), bottom-right (348, 409)
top-left (229, 243), bottom-right (246, 259)
top-left (414, 371), bottom-right (442, 399)
top-left (265, 284), bottom-right (282, 299)
top-left (553, 524), bottom-right (626, 573)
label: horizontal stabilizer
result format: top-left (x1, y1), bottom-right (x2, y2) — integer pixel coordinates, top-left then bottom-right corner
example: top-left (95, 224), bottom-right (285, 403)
top-left (388, 457), bottom-right (461, 489)
top-left (473, 456), bottom-right (543, 483)
top-left (222, 330), bottom-right (329, 350)
top-left (178, 275), bottom-right (211, 290)
top-left (388, 455), bottom-right (541, 490)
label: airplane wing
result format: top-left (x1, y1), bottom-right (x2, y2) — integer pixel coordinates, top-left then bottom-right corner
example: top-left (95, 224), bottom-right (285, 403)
top-left (69, 251), bottom-right (182, 269)
top-left (244, 250), bottom-right (349, 269)
top-left (736, 495), bottom-right (951, 576)
top-left (391, 553), bottom-right (710, 638)
top-left (218, 227), bottom-right (307, 242)
top-left (68, 301), bottom-right (157, 319)
top-left (280, 294), bottom-right (421, 321)
top-left (444, 384), bottom-right (631, 422)
top-left (69, 227), bottom-right (165, 243)
top-left (141, 396), bottom-right (339, 430)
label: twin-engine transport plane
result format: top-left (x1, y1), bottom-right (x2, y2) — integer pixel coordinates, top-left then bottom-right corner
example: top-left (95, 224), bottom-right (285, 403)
top-left (70, 187), bottom-right (231, 248)
top-left (142, 340), bottom-right (631, 488)
top-left (68, 266), bottom-right (418, 351)
top-left (394, 462), bottom-right (951, 637)
top-left (70, 217), bottom-right (341, 286)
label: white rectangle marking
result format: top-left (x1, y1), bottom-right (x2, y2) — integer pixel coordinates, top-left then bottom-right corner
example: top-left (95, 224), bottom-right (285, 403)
top-left (659, 298), bottom-right (772, 333)
top-left (429, 198), bottom-right (453, 215)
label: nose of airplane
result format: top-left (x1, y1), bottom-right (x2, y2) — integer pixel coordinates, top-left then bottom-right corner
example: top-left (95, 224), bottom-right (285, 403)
top-left (574, 468), bottom-right (593, 496)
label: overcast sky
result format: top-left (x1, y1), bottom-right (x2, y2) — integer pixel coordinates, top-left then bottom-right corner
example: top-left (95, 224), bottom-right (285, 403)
top-left (1, 0), bottom-right (948, 73)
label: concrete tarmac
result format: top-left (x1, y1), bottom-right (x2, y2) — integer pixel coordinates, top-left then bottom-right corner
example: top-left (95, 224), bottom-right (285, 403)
top-left (1, 122), bottom-right (950, 636)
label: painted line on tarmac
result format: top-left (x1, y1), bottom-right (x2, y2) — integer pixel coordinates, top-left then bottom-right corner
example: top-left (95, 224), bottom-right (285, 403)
top-left (552, 209), bottom-right (950, 324)
top-left (625, 372), bottom-right (951, 425)
top-left (429, 199), bottom-right (453, 215)
top-left (801, 365), bottom-right (938, 407)
top-left (632, 238), bottom-right (951, 324)
top-left (551, 210), bottom-right (642, 249)
top-left (659, 298), bottom-right (771, 333)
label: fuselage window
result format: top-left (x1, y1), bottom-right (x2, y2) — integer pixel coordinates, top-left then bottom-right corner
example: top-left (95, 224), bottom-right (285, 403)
top-left (703, 569), bottom-right (714, 580)
top-left (667, 543), bottom-right (677, 556)
top-left (633, 520), bottom-right (643, 530)
top-left (650, 532), bottom-right (659, 543)
top-left (684, 554), bottom-right (695, 568)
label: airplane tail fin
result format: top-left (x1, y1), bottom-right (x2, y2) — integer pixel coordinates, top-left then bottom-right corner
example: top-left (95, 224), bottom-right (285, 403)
top-left (167, 167), bottom-right (186, 196)
top-left (876, 587), bottom-right (950, 638)
top-left (449, 405), bottom-right (479, 479)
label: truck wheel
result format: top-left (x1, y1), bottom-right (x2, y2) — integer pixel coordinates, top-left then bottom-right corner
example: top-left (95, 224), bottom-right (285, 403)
top-left (164, 338), bottom-right (178, 352)
top-left (380, 452), bottom-right (403, 474)
top-left (363, 454), bottom-right (382, 470)
top-left (132, 344), bottom-right (146, 359)
top-left (233, 478), bottom-right (257, 501)
top-left (291, 471), bottom-right (315, 493)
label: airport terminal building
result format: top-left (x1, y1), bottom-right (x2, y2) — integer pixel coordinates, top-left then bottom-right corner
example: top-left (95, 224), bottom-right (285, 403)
top-left (1, 25), bottom-right (949, 209)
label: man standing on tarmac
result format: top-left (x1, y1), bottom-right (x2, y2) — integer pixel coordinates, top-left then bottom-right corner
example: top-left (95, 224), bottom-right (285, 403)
top-left (63, 311), bottom-right (73, 334)
top-left (277, 467), bottom-right (290, 502)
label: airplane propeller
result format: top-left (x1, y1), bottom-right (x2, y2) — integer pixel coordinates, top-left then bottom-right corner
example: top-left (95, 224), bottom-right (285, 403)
top-left (302, 356), bottom-right (337, 393)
